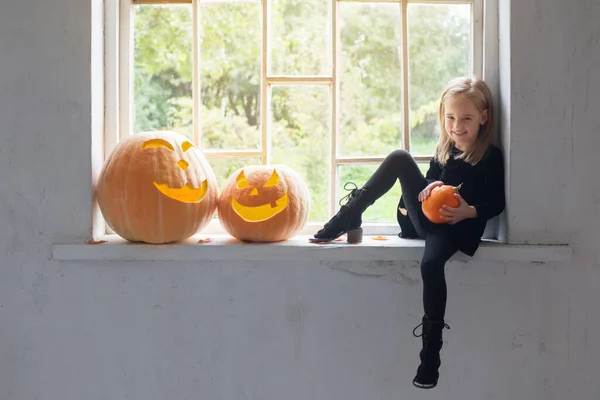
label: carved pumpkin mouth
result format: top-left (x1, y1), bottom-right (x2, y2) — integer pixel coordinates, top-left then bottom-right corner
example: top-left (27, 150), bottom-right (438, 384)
top-left (153, 180), bottom-right (208, 203)
top-left (231, 192), bottom-right (289, 222)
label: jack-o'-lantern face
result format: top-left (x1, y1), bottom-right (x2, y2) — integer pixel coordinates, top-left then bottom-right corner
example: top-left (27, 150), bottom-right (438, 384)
top-left (141, 138), bottom-right (208, 203)
top-left (231, 169), bottom-right (289, 222)
top-left (217, 165), bottom-right (310, 243)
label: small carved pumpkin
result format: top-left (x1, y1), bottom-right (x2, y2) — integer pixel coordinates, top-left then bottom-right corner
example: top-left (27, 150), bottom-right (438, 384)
top-left (422, 183), bottom-right (462, 224)
top-left (97, 131), bottom-right (218, 243)
top-left (217, 165), bottom-right (310, 242)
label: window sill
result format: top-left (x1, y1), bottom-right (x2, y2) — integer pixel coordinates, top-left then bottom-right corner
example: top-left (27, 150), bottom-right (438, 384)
top-left (52, 234), bottom-right (572, 263)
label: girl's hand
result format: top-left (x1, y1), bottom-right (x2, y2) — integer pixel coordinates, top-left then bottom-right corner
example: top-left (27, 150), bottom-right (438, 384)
top-left (418, 181), bottom-right (443, 202)
top-left (439, 193), bottom-right (478, 224)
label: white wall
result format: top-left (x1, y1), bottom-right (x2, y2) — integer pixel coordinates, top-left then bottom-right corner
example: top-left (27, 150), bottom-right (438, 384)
top-left (0, 1), bottom-right (599, 399)
top-left (504, 1), bottom-right (597, 246)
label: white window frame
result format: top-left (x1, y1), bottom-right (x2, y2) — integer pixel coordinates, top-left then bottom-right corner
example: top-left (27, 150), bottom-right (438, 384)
top-left (102, 0), bottom-right (486, 238)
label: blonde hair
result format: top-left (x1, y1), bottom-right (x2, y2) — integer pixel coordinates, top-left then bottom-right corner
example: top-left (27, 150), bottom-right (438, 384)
top-left (434, 77), bottom-right (495, 166)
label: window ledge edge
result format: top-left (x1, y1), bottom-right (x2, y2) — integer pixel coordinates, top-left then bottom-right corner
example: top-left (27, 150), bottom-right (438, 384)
top-left (51, 234), bottom-right (572, 264)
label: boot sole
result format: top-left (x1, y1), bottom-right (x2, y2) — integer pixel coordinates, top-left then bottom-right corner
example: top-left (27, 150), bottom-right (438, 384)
top-left (309, 228), bottom-right (363, 244)
top-left (412, 380), bottom-right (437, 389)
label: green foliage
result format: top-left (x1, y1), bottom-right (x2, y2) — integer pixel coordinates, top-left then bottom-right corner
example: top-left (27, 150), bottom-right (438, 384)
top-left (132, 2), bottom-right (471, 224)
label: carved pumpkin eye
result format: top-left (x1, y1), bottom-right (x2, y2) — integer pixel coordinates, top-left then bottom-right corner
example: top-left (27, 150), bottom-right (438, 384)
top-left (236, 171), bottom-right (250, 189)
top-left (182, 141), bottom-right (194, 152)
top-left (141, 139), bottom-right (175, 151)
top-left (262, 170), bottom-right (279, 188)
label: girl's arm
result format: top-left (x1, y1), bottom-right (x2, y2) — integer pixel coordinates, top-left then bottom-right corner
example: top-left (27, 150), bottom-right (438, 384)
top-left (473, 146), bottom-right (506, 220)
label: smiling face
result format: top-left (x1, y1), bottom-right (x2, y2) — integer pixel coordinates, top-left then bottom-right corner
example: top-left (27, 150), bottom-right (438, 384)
top-left (140, 138), bottom-right (208, 203)
top-left (217, 165), bottom-right (310, 243)
top-left (231, 169), bottom-right (289, 222)
top-left (443, 95), bottom-right (488, 151)
top-left (96, 131), bottom-right (218, 244)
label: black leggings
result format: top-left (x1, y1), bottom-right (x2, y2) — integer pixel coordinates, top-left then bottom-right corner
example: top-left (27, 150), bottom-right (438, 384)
top-left (362, 150), bottom-right (458, 321)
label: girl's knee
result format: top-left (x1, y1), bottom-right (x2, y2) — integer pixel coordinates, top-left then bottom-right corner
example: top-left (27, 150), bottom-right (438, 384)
top-left (387, 149), bottom-right (411, 160)
top-left (385, 149), bottom-right (413, 166)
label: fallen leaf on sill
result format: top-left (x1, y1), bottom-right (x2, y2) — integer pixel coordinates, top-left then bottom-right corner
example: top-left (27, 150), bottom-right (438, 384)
top-left (85, 240), bottom-right (107, 245)
top-left (371, 236), bottom-right (389, 241)
top-left (197, 238), bottom-right (213, 244)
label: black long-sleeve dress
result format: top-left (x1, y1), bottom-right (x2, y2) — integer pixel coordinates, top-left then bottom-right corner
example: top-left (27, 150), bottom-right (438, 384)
top-left (397, 144), bottom-right (506, 256)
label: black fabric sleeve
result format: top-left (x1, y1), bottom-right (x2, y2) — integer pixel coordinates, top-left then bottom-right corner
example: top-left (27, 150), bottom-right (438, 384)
top-left (473, 146), bottom-right (506, 220)
top-left (425, 157), bottom-right (442, 184)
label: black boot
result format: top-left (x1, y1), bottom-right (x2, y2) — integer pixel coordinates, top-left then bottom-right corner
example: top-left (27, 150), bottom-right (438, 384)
top-left (412, 315), bottom-right (450, 389)
top-left (309, 182), bottom-right (373, 243)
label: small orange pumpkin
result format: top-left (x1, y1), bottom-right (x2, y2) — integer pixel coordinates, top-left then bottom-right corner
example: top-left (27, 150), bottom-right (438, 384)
top-left (422, 183), bottom-right (463, 224)
top-left (97, 131), bottom-right (219, 243)
top-left (217, 165), bottom-right (310, 242)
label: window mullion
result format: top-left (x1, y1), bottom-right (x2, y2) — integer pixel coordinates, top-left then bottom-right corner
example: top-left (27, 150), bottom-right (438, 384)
top-left (266, 76), bottom-right (333, 85)
top-left (400, 1), bottom-right (410, 152)
top-left (119, 0), bottom-right (133, 139)
top-left (262, 0), bottom-right (270, 165)
top-left (192, 0), bottom-right (201, 147)
top-left (330, 0), bottom-right (339, 218)
top-left (105, 0), bottom-right (120, 156)
top-left (472, 0), bottom-right (483, 77)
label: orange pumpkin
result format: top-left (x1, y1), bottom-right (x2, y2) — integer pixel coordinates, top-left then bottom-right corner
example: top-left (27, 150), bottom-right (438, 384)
top-left (97, 131), bottom-right (218, 243)
top-left (422, 183), bottom-right (463, 224)
top-left (217, 165), bottom-right (310, 242)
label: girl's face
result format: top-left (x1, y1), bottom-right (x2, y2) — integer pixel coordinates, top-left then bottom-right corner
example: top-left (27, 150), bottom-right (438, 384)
top-left (443, 95), bottom-right (488, 151)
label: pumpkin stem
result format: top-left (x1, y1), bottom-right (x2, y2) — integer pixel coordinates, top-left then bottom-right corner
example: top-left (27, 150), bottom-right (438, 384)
top-left (455, 183), bottom-right (463, 192)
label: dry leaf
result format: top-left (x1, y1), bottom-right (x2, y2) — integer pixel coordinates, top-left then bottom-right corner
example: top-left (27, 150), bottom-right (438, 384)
top-left (197, 238), bottom-right (213, 244)
top-left (371, 236), bottom-right (389, 241)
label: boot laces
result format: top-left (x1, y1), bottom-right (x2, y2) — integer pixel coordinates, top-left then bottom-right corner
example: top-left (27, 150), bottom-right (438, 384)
top-left (338, 182), bottom-right (362, 207)
top-left (412, 321), bottom-right (450, 338)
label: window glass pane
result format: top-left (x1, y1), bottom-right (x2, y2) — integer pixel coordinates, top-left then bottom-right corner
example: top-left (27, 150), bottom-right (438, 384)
top-left (338, 162), bottom-right (429, 224)
top-left (270, 86), bottom-right (330, 223)
top-left (271, 0), bottom-right (330, 76)
top-left (339, 3), bottom-right (403, 158)
top-left (408, 3), bottom-right (471, 156)
top-left (133, 4), bottom-right (193, 138)
top-left (200, 1), bottom-right (261, 151)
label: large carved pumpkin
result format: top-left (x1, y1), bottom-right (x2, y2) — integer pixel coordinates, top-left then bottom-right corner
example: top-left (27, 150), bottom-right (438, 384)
top-left (422, 183), bottom-right (462, 224)
top-left (97, 131), bottom-right (218, 243)
top-left (217, 165), bottom-right (310, 242)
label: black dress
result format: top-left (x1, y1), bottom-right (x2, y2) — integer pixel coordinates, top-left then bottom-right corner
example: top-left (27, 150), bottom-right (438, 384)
top-left (397, 144), bottom-right (506, 256)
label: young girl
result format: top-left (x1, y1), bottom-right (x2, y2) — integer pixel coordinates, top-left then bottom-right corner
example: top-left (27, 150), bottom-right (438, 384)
top-left (310, 77), bottom-right (505, 389)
